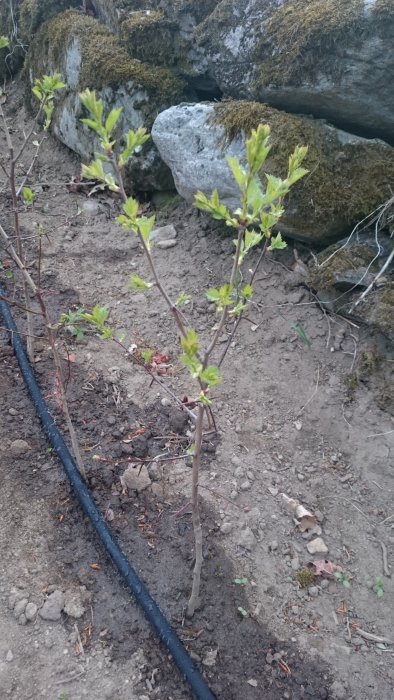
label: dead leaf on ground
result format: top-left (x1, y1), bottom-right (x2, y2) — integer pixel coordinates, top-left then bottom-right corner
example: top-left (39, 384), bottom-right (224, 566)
top-left (89, 563), bottom-right (102, 571)
top-left (309, 559), bottom-right (343, 577)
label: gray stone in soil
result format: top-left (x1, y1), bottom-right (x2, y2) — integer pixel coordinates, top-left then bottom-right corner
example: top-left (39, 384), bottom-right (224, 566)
top-left (6, 650), bottom-right (13, 662)
top-left (13, 598), bottom-right (28, 618)
top-left (306, 537), bottom-right (328, 554)
top-left (120, 465), bottom-right (151, 493)
top-left (220, 522), bottom-right (232, 535)
top-left (10, 439), bottom-right (31, 457)
top-left (25, 602), bottom-right (38, 621)
top-left (63, 588), bottom-right (88, 619)
top-left (240, 480), bottom-right (251, 491)
top-left (39, 590), bottom-right (65, 621)
top-left (156, 239), bottom-right (177, 249)
top-left (236, 526), bottom-right (256, 552)
top-left (151, 224), bottom-right (177, 242)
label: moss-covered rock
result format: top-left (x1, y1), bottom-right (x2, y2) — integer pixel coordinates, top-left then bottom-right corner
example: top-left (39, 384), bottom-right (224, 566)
top-left (214, 100), bottom-right (394, 240)
top-left (196, 0), bottom-right (394, 143)
top-left (152, 100), bottom-right (394, 244)
top-left (28, 10), bottom-right (183, 101)
top-left (120, 11), bottom-right (183, 67)
top-left (19, 0), bottom-right (81, 39)
top-left (26, 10), bottom-right (185, 190)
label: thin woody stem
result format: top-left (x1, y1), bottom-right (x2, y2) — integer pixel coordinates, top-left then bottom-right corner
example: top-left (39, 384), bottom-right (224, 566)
top-left (186, 402), bottom-right (204, 617)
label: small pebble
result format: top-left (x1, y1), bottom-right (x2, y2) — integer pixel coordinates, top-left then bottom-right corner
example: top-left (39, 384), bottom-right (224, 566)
top-left (10, 439), bottom-right (31, 457)
top-left (6, 650), bottom-right (13, 662)
top-left (308, 586), bottom-right (319, 597)
top-left (269, 540), bottom-right (278, 551)
top-left (25, 602), bottom-right (38, 621)
top-left (240, 480), bottom-right (251, 491)
top-left (220, 522), bottom-right (232, 535)
top-left (306, 537), bottom-right (328, 555)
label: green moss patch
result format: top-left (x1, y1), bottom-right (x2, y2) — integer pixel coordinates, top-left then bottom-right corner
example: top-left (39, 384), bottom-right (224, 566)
top-left (120, 11), bottom-right (184, 67)
top-left (212, 100), bottom-right (394, 237)
top-left (254, 0), bottom-right (394, 87)
top-left (19, 0), bottom-right (80, 38)
top-left (29, 10), bottom-right (184, 106)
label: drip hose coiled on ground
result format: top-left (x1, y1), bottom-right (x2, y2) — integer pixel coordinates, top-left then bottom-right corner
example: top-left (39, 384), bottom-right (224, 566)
top-left (0, 287), bottom-right (216, 700)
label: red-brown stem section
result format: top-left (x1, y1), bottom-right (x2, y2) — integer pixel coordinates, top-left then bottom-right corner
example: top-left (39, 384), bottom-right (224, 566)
top-left (0, 223), bottom-right (87, 479)
top-left (218, 238), bottom-right (269, 367)
top-left (186, 402), bottom-right (204, 617)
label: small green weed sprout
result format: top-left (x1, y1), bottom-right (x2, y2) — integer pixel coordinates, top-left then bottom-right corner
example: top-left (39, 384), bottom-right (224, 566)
top-left (334, 571), bottom-right (351, 589)
top-left (373, 576), bottom-right (384, 598)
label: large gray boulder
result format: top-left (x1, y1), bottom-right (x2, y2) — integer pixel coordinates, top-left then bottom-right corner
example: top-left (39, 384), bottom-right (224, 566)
top-left (195, 0), bottom-right (394, 144)
top-left (151, 101), bottom-right (394, 245)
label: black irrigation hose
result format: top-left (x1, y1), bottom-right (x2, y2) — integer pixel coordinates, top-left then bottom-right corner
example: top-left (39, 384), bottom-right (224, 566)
top-left (0, 288), bottom-right (216, 700)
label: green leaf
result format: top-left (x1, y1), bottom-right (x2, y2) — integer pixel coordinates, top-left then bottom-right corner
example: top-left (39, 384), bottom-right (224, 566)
top-left (43, 101), bottom-right (54, 130)
top-left (81, 158), bottom-right (106, 183)
top-left (79, 89), bottom-right (103, 124)
top-left (206, 288), bottom-right (221, 302)
top-left (180, 328), bottom-right (200, 358)
top-left (118, 127), bottom-right (149, 167)
top-left (200, 365), bottom-right (221, 388)
top-left (105, 107), bottom-right (123, 136)
top-left (260, 210), bottom-right (279, 235)
top-left (233, 577), bottom-right (248, 585)
top-left (0, 36), bottom-right (10, 49)
top-left (138, 215), bottom-right (155, 245)
top-left (180, 354), bottom-right (202, 379)
top-left (237, 606), bottom-right (248, 618)
top-left (198, 391), bottom-right (212, 407)
top-left (123, 197), bottom-right (139, 222)
top-left (175, 291), bottom-right (190, 307)
top-left (241, 284), bottom-right (253, 300)
top-left (22, 187), bottom-right (35, 205)
top-left (246, 123), bottom-right (271, 176)
top-left (80, 117), bottom-right (105, 137)
top-left (286, 167), bottom-right (309, 187)
top-left (116, 214), bottom-right (137, 232)
top-left (267, 232), bottom-right (287, 251)
top-left (128, 274), bottom-right (153, 292)
top-left (194, 189), bottom-right (230, 221)
top-left (246, 176), bottom-right (265, 217)
top-left (226, 156), bottom-right (247, 190)
top-left (140, 348), bottom-right (154, 364)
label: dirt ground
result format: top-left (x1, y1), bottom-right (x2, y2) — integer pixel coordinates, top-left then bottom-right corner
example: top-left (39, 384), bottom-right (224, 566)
top-left (1, 83), bottom-right (393, 700)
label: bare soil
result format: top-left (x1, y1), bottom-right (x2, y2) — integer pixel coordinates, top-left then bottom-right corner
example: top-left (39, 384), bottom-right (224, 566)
top-left (1, 83), bottom-right (393, 700)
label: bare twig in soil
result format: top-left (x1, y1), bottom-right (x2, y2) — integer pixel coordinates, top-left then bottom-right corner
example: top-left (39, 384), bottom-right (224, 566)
top-left (354, 628), bottom-right (393, 645)
top-left (74, 623), bottom-right (85, 658)
top-left (380, 541), bottom-right (391, 577)
top-left (345, 617), bottom-right (352, 642)
top-left (296, 364), bottom-right (320, 417)
top-left (366, 429), bottom-right (394, 439)
top-left (380, 514), bottom-right (394, 525)
top-left (53, 670), bottom-right (85, 685)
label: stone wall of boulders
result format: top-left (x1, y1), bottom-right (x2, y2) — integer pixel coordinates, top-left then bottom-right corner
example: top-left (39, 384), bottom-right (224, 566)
top-left (1, 0), bottom-right (393, 338)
